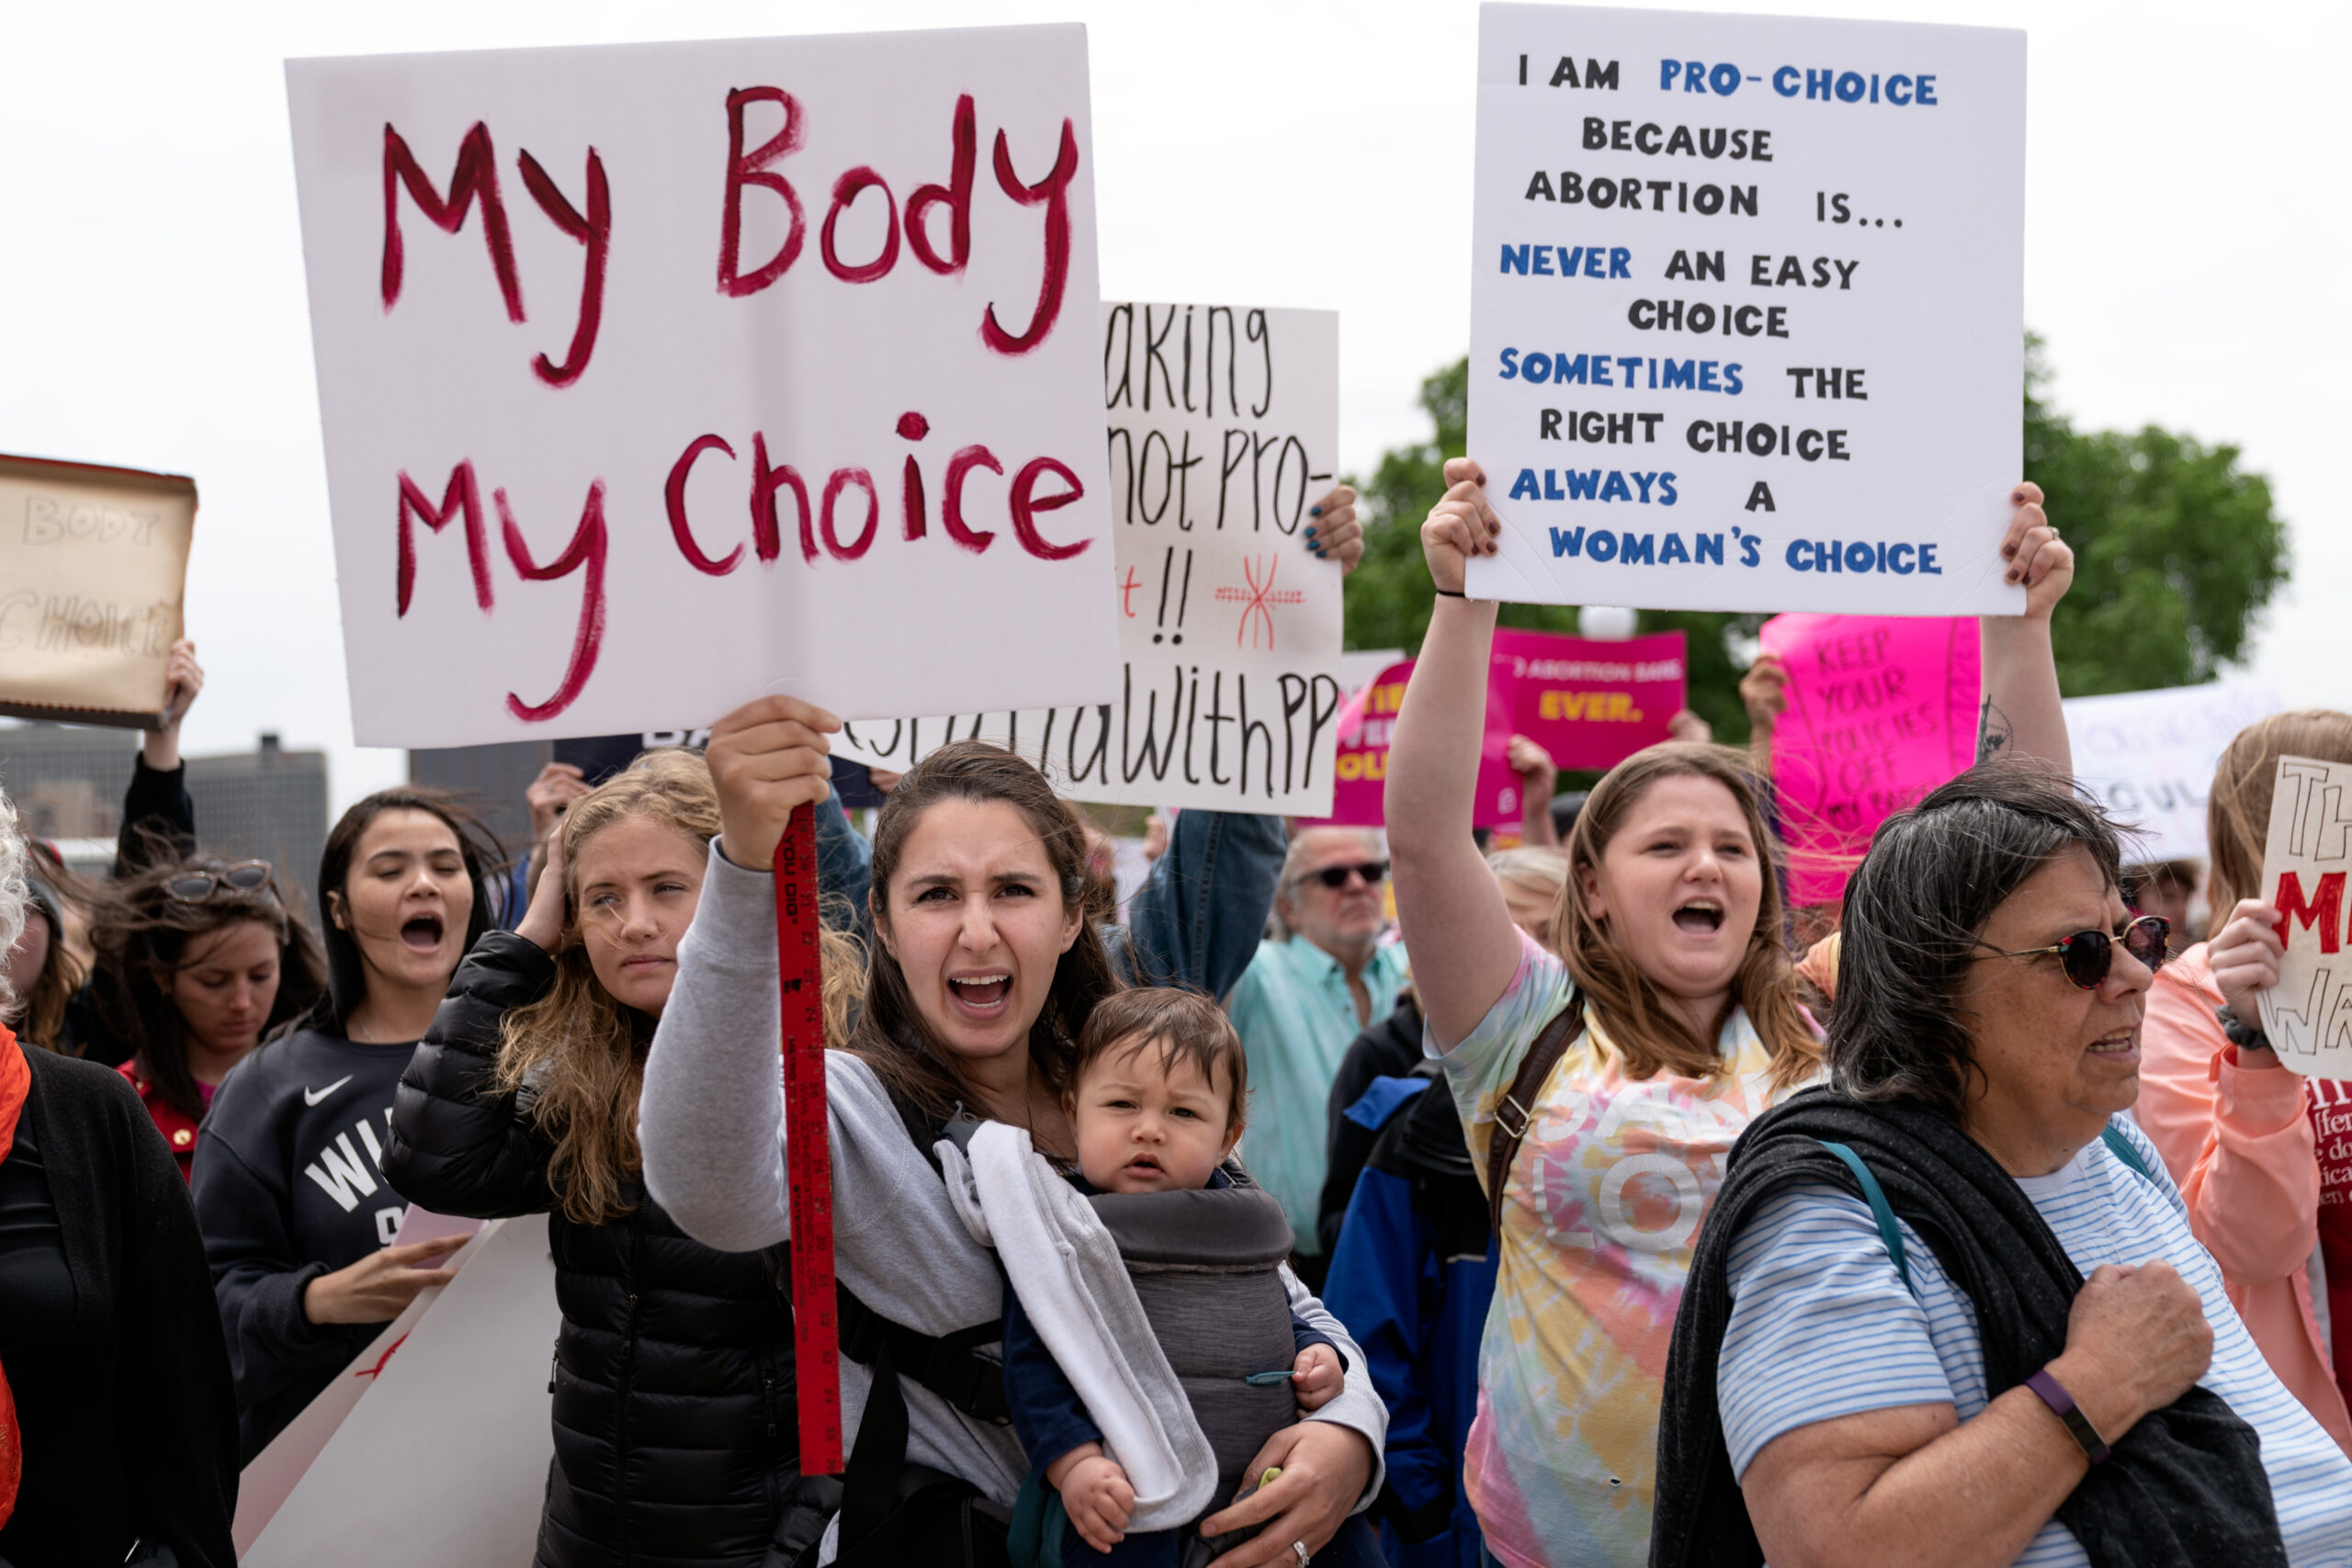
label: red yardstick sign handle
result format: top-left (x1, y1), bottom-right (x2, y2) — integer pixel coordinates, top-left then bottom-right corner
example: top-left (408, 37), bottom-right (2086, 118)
top-left (774, 804), bottom-right (842, 1474)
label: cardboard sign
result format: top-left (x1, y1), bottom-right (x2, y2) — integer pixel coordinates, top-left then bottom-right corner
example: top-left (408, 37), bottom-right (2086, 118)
top-left (2256, 756), bottom-right (2352, 1077)
top-left (1464, 5), bottom-right (2026, 615)
top-left (0, 453), bottom-right (195, 728)
top-left (1495, 626), bottom-right (1684, 770)
top-left (2064, 681), bottom-right (2284, 865)
top-left (243, 1214), bottom-right (561, 1566)
top-left (1307, 658), bottom-right (1521, 829)
top-left (832, 302), bottom-right (1347, 814)
top-left (287, 28), bottom-right (1116, 748)
top-left (1760, 613), bottom-right (1980, 904)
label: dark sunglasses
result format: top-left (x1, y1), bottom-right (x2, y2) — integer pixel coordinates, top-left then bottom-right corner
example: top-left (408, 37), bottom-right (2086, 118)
top-left (164, 860), bottom-right (277, 904)
top-left (1976, 914), bottom-right (2170, 989)
top-left (1307, 861), bottom-right (1389, 890)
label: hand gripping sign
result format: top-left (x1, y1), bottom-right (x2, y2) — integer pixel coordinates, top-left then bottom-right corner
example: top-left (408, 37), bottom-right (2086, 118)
top-left (288, 25), bottom-right (1120, 1473)
top-left (1464, 4), bottom-right (2026, 615)
top-left (2257, 756), bottom-right (2352, 1078)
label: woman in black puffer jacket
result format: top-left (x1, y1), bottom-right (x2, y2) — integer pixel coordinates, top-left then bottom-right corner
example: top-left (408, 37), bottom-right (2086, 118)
top-left (383, 750), bottom-right (861, 1567)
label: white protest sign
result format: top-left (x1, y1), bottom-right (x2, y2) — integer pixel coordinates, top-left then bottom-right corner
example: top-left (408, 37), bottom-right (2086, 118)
top-left (832, 302), bottom-right (1347, 814)
top-left (243, 1214), bottom-right (560, 1567)
top-left (234, 1215), bottom-right (506, 1552)
top-left (1464, 4), bottom-right (2025, 615)
top-left (2064, 681), bottom-right (2283, 864)
top-left (2256, 757), bottom-right (2352, 1077)
top-left (287, 28), bottom-right (1115, 749)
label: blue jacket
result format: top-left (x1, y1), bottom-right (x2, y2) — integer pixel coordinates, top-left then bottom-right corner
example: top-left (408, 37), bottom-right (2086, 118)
top-left (1320, 1076), bottom-right (1497, 1568)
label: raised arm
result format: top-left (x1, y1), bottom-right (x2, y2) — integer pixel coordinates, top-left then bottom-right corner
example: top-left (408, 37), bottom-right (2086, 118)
top-left (116, 638), bottom-right (204, 875)
top-left (638, 694), bottom-right (835, 1252)
top-left (1385, 460), bottom-right (1524, 1047)
top-left (1975, 483), bottom-right (2075, 771)
top-left (1118, 808), bottom-right (1285, 999)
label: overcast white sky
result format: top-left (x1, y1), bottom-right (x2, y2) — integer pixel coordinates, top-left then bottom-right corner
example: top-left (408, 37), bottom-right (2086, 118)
top-left (3, 0), bottom-right (2341, 814)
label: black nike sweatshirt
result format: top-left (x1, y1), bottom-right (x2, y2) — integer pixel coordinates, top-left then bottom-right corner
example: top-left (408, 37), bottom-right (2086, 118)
top-left (189, 1026), bottom-right (424, 1458)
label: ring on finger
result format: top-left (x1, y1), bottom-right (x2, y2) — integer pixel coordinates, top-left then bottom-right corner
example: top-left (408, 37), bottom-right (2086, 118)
top-left (1291, 1542), bottom-right (1310, 1566)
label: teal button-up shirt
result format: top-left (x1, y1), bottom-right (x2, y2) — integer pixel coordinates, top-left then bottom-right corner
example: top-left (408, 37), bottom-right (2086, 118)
top-left (1227, 935), bottom-right (1411, 1257)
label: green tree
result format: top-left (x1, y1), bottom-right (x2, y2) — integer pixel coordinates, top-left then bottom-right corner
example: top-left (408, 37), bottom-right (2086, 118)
top-left (1344, 358), bottom-right (1762, 743)
top-left (2023, 338), bottom-right (2288, 695)
top-left (1344, 345), bottom-right (2290, 729)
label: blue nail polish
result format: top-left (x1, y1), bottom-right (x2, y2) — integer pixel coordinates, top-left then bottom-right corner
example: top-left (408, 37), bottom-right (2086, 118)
top-left (1312, 547), bottom-right (1327, 558)
top-left (1305, 525), bottom-right (1318, 537)
top-left (1309, 505), bottom-right (1322, 516)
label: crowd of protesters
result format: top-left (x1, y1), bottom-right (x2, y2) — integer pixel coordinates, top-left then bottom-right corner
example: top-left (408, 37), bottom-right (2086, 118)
top-left (4, 465), bottom-right (2352, 1568)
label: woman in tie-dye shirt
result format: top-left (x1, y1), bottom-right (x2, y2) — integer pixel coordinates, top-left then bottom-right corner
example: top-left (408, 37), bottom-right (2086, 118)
top-left (1381, 460), bottom-right (2076, 1567)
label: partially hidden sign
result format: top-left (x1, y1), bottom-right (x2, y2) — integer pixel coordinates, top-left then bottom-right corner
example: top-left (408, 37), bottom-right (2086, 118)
top-left (0, 454), bottom-right (195, 729)
top-left (2256, 755), bottom-right (2352, 1077)
top-left (287, 28), bottom-right (1116, 748)
top-left (2064, 681), bottom-right (2284, 865)
top-left (832, 302), bottom-right (1346, 815)
top-left (1760, 613), bottom-right (1979, 905)
top-left (1309, 658), bottom-right (1520, 829)
top-left (1464, 4), bottom-right (2026, 616)
top-left (1495, 626), bottom-right (1683, 770)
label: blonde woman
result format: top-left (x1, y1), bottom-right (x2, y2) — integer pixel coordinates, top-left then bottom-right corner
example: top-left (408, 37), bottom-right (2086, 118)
top-left (383, 750), bottom-right (857, 1568)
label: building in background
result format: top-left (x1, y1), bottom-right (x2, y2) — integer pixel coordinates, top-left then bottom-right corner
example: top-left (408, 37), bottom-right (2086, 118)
top-left (0, 721), bottom-right (331, 915)
top-left (405, 740), bottom-right (548, 864)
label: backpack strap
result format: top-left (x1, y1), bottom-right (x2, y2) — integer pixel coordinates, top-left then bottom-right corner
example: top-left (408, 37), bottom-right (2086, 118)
top-left (1487, 1000), bottom-right (1585, 1238)
top-left (2100, 1123), bottom-right (2155, 1182)
top-left (1817, 1139), bottom-right (1909, 1292)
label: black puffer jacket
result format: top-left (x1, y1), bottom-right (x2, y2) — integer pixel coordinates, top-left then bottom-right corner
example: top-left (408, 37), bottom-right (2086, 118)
top-left (383, 932), bottom-right (797, 1568)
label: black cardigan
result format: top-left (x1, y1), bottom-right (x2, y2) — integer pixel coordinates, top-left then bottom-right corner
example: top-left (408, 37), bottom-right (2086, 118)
top-left (383, 931), bottom-right (800, 1568)
top-left (4, 1041), bottom-right (238, 1566)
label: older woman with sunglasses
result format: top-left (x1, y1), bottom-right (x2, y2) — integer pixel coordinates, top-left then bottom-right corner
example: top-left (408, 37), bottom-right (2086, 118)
top-left (84, 855), bottom-right (327, 1179)
top-left (1653, 761), bottom-right (2352, 1568)
top-left (1227, 829), bottom-right (1410, 1284)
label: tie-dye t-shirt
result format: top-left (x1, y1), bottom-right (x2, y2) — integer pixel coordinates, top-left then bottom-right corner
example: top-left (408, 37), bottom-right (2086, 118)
top-left (1435, 934), bottom-right (1816, 1568)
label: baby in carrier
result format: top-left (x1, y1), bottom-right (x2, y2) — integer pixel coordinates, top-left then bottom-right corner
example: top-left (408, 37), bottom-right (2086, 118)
top-left (1001, 987), bottom-right (1344, 1564)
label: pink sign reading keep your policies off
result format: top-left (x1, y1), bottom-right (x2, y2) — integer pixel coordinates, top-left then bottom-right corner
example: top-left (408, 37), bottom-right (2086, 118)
top-left (1760, 615), bottom-right (1981, 906)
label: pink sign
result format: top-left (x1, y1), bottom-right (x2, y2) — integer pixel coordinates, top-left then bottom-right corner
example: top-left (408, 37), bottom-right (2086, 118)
top-left (1494, 627), bottom-right (1686, 772)
top-left (1760, 615), bottom-right (1982, 906)
top-left (1309, 658), bottom-right (1519, 829)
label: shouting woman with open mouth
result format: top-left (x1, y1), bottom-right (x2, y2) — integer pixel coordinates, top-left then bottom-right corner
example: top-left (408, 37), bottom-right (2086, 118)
top-left (191, 787), bottom-right (503, 1459)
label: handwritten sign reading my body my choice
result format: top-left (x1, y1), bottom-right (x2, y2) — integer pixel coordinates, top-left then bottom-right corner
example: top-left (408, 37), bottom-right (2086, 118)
top-left (288, 27), bottom-right (1116, 748)
top-left (2257, 756), bottom-right (2352, 1077)
top-left (1464, 5), bottom-right (2026, 615)
top-left (832, 304), bottom-right (1347, 815)
top-left (1761, 612), bottom-right (1980, 905)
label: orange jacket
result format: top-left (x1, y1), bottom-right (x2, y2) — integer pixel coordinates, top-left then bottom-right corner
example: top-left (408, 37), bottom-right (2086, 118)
top-left (2136, 942), bottom-right (2352, 1454)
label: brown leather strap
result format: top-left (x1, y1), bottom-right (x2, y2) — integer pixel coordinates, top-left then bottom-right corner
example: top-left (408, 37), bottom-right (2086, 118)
top-left (1487, 999), bottom-right (1584, 1238)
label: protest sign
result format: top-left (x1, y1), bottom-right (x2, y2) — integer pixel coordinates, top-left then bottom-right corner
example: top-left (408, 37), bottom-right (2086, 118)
top-left (832, 302), bottom-right (1347, 814)
top-left (1495, 626), bottom-right (1683, 770)
top-left (1760, 613), bottom-right (1979, 904)
top-left (2256, 756), bottom-right (2352, 1077)
top-left (1309, 658), bottom-right (1521, 829)
top-left (1464, 5), bottom-right (2026, 616)
top-left (0, 453), bottom-right (194, 728)
top-left (234, 1216), bottom-right (507, 1552)
top-left (2064, 680), bottom-right (2283, 864)
top-left (243, 1214), bottom-right (560, 1567)
top-left (287, 27), bottom-right (1115, 748)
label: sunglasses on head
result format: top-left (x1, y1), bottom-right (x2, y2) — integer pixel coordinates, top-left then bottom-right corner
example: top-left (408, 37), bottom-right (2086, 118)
top-left (164, 861), bottom-right (276, 904)
top-left (1307, 861), bottom-right (1389, 890)
top-left (1976, 914), bottom-right (2169, 989)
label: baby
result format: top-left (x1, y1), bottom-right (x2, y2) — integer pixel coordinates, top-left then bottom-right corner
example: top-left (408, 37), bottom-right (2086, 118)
top-left (1000, 987), bottom-right (1344, 1564)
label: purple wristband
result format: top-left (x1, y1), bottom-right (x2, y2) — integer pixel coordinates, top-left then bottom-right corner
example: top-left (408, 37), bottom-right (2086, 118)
top-left (2026, 1367), bottom-right (2111, 1464)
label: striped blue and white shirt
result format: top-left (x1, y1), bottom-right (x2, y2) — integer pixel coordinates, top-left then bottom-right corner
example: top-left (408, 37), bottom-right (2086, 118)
top-left (1719, 1116), bottom-right (2352, 1565)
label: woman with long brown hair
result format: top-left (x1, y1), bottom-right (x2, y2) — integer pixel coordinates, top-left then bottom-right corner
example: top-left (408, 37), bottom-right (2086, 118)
top-left (1382, 458), bottom-right (2074, 1568)
top-left (384, 750), bottom-right (859, 1568)
top-left (83, 855), bottom-right (326, 1177)
top-left (192, 785), bottom-right (502, 1457)
top-left (2134, 709), bottom-right (2352, 1453)
top-left (639, 702), bottom-right (1391, 1568)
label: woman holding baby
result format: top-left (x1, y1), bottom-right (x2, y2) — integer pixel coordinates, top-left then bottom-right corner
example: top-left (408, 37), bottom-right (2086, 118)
top-left (639, 719), bottom-right (1390, 1563)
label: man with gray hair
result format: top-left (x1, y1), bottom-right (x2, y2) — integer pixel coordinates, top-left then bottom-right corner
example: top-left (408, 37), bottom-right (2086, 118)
top-left (1227, 826), bottom-right (1409, 1285)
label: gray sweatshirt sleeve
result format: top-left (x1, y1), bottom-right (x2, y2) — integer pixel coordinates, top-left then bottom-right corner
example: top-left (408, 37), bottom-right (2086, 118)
top-left (1282, 1265), bottom-right (1391, 1509)
top-left (639, 839), bottom-right (794, 1253)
